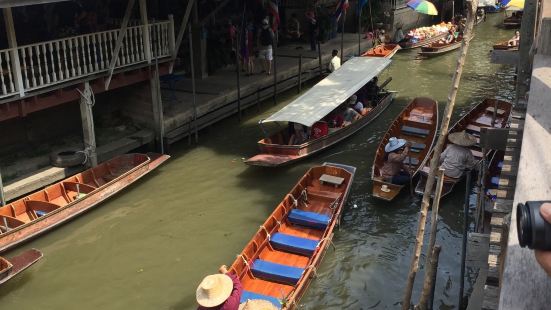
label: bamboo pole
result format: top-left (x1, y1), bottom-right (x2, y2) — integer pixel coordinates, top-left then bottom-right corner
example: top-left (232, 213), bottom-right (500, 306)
top-left (417, 169), bottom-right (445, 310)
top-left (401, 1), bottom-right (479, 309)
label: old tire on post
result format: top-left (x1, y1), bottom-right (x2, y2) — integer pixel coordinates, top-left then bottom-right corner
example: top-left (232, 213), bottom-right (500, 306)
top-left (50, 149), bottom-right (86, 168)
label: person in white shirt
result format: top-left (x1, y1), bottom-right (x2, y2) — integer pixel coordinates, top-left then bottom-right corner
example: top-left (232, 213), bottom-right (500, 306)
top-left (439, 131), bottom-right (478, 178)
top-left (328, 49), bottom-right (341, 72)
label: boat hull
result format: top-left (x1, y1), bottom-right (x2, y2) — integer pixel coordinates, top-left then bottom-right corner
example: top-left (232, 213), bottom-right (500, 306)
top-left (419, 41), bottom-right (463, 56)
top-left (362, 44), bottom-right (401, 58)
top-left (399, 33), bottom-right (447, 50)
top-left (0, 249), bottom-right (42, 285)
top-left (0, 153), bottom-right (169, 253)
top-left (245, 92), bottom-right (395, 167)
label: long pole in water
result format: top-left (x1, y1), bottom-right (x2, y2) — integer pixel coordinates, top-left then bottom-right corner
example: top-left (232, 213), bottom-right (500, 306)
top-left (358, 1), bottom-right (361, 55)
top-left (273, 31), bottom-right (278, 105)
top-left (459, 169), bottom-right (472, 309)
top-left (0, 168), bottom-right (5, 206)
top-left (340, 10), bottom-right (346, 65)
top-left (401, 0), bottom-right (479, 308)
top-left (188, 27), bottom-right (198, 143)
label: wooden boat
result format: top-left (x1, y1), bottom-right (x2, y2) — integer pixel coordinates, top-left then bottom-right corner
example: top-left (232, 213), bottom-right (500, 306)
top-left (492, 40), bottom-right (519, 51)
top-left (0, 249), bottom-right (42, 285)
top-left (399, 32), bottom-right (447, 50)
top-left (245, 57), bottom-right (394, 167)
top-left (361, 43), bottom-right (401, 58)
top-left (503, 14), bottom-right (522, 28)
top-left (415, 99), bottom-right (512, 198)
top-left (419, 37), bottom-right (465, 57)
top-left (371, 97), bottom-right (439, 201)
top-left (0, 153), bottom-right (169, 253)
top-left (226, 162), bottom-right (355, 309)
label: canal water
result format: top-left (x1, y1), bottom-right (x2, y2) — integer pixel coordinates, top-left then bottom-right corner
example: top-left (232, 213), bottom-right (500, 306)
top-left (0, 14), bottom-right (516, 310)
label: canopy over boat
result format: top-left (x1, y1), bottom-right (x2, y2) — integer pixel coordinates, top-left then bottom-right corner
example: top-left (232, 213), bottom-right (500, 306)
top-left (261, 57), bottom-right (391, 127)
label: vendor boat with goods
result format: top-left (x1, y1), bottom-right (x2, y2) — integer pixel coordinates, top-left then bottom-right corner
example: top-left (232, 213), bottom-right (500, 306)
top-left (0, 153), bottom-right (169, 252)
top-left (371, 97), bottom-right (439, 201)
top-left (0, 249), bottom-right (42, 285)
top-left (362, 43), bottom-right (401, 58)
top-left (415, 99), bottom-right (512, 198)
top-left (245, 57), bottom-right (395, 167)
top-left (197, 163), bottom-right (355, 309)
top-left (399, 22), bottom-right (454, 49)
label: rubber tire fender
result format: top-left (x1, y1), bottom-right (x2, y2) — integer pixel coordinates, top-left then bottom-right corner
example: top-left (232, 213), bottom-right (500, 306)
top-left (50, 149), bottom-right (86, 168)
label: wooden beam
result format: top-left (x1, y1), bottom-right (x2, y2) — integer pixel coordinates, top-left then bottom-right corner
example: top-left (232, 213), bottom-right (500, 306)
top-left (169, 0), bottom-right (195, 73)
top-left (105, 0), bottom-right (136, 90)
top-left (139, 0), bottom-right (152, 63)
top-left (0, 168), bottom-right (5, 206)
top-left (3, 7), bottom-right (25, 97)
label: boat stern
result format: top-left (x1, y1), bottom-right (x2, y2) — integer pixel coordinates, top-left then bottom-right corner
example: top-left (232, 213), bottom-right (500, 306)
top-left (244, 154), bottom-right (300, 167)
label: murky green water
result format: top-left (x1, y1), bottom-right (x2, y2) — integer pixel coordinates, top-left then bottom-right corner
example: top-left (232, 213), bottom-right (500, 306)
top-left (0, 14), bottom-right (516, 310)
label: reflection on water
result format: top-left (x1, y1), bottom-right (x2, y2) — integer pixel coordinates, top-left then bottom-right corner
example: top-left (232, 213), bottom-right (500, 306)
top-left (0, 14), bottom-right (515, 310)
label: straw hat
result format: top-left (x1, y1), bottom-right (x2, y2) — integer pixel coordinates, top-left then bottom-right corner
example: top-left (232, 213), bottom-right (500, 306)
top-left (385, 137), bottom-right (406, 152)
top-left (196, 274), bottom-right (233, 307)
top-left (448, 130), bottom-right (477, 147)
top-left (239, 299), bottom-right (279, 310)
top-left (380, 184), bottom-right (391, 193)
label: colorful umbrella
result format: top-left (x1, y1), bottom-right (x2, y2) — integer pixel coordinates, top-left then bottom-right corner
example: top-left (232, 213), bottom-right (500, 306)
top-left (407, 0), bottom-right (439, 16)
top-left (500, 0), bottom-right (524, 9)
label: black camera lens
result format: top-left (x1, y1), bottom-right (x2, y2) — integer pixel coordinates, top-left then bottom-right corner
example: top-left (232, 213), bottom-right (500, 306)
top-left (517, 201), bottom-right (551, 250)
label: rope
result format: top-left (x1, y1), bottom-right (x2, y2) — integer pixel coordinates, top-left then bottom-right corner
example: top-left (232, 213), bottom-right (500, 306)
top-left (329, 197), bottom-right (340, 210)
top-left (317, 237), bottom-right (336, 251)
top-left (289, 194), bottom-right (298, 207)
top-left (259, 225), bottom-right (271, 241)
top-left (306, 265), bottom-right (318, 278)
top-left (300, 189), bottom-right (309, 206)
top-left (237, 254), bottom-right (250, 268)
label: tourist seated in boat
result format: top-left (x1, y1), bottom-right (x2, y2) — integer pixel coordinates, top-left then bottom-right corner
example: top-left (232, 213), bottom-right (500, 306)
top-left (343, 98), bottom-right (362, 126)
top-left (350, 95), bottom-right (372, 116)
top-left (439, 29), bottom-right (456, 44)
top-left (380, 137), bottom-right (412, 185)
top-left (311, 121), bottom-right (329, 139)
top-left (508, 31), bottom-right (520, 47)
top-left (196, 265), bottom-right (242, 310)
top-left (439, 131), bottom-right (478, 178)
top-left (288, 122), bottom-right (309, 145)
top-left (328, 49), bottom-right (341, 72)
top-left (326, 110), bottom-right (345, 128)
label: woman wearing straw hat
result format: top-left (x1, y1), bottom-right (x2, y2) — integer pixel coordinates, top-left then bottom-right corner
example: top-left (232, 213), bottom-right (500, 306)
top-left (380, 137), bottom-right (413, 185)
top-left (439, 131), bottom-right (478, 178)
top-left (197, 265), bottom-right (242, 310)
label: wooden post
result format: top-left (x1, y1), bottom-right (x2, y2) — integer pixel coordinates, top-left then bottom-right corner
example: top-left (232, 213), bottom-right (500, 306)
top-left (401, 1), bottom-right (479, 309)
top-left (79, 82), bottom-right (98, 167)
top-left (3, 8), bottom-right (25, 97)
top-left (139, 0), bottom-right (152, 63)
top-left (189, 28), bottom-right (198, 143)
top-left (358, 1), bottom-right (362, 56)
top-left (105, 0), bottom-right (136, 90)
top-left (317, 41), bottom-right (323, 77)
top-left (150, 61), bottom-right (165, 153)
top-left (0, 169), bottom-right (5, 206)
top-left (298, 54), bottom-right (302, 93)
top-left (273, 32), bottom-right (278, 105)
top-left (539, 18), bottom-right (551, 55)
top-left (475, 148), bottom-right (487, 232)
top-left (168, 15), bottom-right (175, 60)
top-left (235, 30), bottom-right (242, 121)
top-left (515, 0), bottom-right (538, 107)
top-left (459, 169), bottom-right (472, 309)
top-left (417, 169), bottom-right (445, 310)
top-left (340, 11), bottom-right (346, 66)
top-left (170, 0), bottom-right (196, 73)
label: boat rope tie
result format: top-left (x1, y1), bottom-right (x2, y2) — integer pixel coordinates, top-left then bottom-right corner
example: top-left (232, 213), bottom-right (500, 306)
top-left (306, 265), bottom-right (318, 278)
top-left (237, 254), bottom-right (250, 268)
top-left (317, 237), bottom-right (336, 251)
top-left (289, 194), bottom-right (298, 208)
top-left (259, 225), bottom-right (271, 240)
top-left (300, 189), bottom-right (309, 206)
top-left (329, 197), bottom-right (340, 210)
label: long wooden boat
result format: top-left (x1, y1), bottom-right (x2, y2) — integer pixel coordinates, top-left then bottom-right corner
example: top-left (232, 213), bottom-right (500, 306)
top-left (371, 97), bottom-right (439, 201)
top-left (225, 163), bottom-right (355, 309)
top-left (419, 37), bottom-right (465, 57)
top-left (361, 43), bottom-right (401, 58)
top-left (245, 57), bottom-right (393, 167)
top-left (492, 40), bottom-right (519, 51)
top-left (0, 249), bottom-right (42, 285)
top-left (0, 153), bottom-right (169, 253)
top-left (399, 32), bottom-right (447, 50)
top-left (415, 99), bottom-right (512, 198)
top-left (503, 15), bottom-right (522, 28)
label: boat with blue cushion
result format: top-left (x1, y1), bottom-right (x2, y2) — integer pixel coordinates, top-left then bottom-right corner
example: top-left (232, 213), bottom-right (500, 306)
top-left (202, 163), bottom-right (355, 309)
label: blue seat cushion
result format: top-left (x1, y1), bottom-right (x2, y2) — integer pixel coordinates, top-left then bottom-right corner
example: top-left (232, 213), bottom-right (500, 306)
top-left (240, 291), bottom-right (281, 309)
top-left (270, 233), bottom-right (319, 257)
top-left (287, 209), bottom-right (330, 230)
top-left (491, 176), bottom-right (499, 186)
top-left (36, 210), bottom-right (47, 217)
top-left (410, 143), bottom-right (426, 153)
top-left (401, 125), bottom-right (430, 137)
top-left (251, 259), bottom-right (304, 285)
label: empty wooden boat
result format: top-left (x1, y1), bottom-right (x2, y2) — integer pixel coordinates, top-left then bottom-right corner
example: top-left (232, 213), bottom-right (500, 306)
top-left (492, 40), bottom-right (519, 51)
top-left (0, 249), bottom-right (42, 285)
top-left (362, 43), bottom-right (401, 58)
top-left (419, 36), bottom-right (470, 57)
top-left (371, 97), bottom-right (439, 201)
top-left (399, 32), bottom-right (448, 50)
top-left (415, 99), bottom-right (512, 198)
top-left (0, 153), bottom-right (169, 252)
top-left (245, 57), bottom-right (394, 167)
top-left (222, 163), bottom-right (355, 309)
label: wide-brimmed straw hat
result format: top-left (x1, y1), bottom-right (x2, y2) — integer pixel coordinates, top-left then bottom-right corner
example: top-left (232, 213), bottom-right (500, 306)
top-left (196, 274), bottom-right (233, 307)
top-left (385, 137), bottom-right (406, 152)
top-left (448, 130), bottom-right (477, 146)
top-left (239, 299), bottom-right (279, 310)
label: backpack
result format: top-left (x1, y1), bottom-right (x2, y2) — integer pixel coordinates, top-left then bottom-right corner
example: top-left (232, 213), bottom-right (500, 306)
top-left (260, 28), bottom-right (273, 46)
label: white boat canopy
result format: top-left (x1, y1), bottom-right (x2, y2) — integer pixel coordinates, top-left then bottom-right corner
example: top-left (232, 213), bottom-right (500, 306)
top-left (262, 57), bottom-right (391, 127)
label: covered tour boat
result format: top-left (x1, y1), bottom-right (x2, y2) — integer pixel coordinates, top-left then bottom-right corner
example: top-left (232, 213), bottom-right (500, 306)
top-left (0, 153), bottom-right (169, 252)
top-left (415, 99), bottom-right (512, 198)
top-left (245, 57), bottom-right (394, 167)
top-left (371, 97), bottom-right (439, 201)
top-left (362, 43), bottom-right (401, 58)
top-left (226, 162), bottom-right (356, 309)
top-left (0, 249), bottom-right (42, 285)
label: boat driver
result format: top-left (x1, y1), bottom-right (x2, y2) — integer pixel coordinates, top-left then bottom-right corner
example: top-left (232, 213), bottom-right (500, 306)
top-left (439, 131), bottom-right (478, 178)
top-left (196, 265), bottom-right (242, 310)
top-left (380, 137), bottom-right (413, 185)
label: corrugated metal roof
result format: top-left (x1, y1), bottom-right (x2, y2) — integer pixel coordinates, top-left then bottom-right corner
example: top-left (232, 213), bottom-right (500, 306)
top-left (262, 57), bottom-right (392, 127)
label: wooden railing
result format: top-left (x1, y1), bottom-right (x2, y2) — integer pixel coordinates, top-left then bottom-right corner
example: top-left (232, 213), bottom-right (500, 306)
top-left (0, 20), bottom-right (174, 99)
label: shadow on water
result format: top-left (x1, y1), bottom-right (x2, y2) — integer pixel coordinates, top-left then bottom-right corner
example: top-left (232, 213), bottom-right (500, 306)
top-left (0, 13), bottom-right (518, 310)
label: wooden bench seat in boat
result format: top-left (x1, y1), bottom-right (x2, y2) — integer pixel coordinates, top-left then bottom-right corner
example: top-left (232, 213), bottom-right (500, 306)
top-left (0, 215), bottom-right (26, 232)
top-left (251, 259), bottom-right (304, 285)
top-left (240, 290), bottom-right (281, 308)
top-left (319, 174), bottom-right (344, 187)
top-left (306, 186), bottom-right (341, 200)
top-left (401, 125), bottom-right (430, 138)
top-left (421, 166), bottom-right (461, 182)
top-left (485, 106), bottom-right (506, 116)
top-left (25, 200), bottom-right (62, 217)
top-left (403, 157), bottom-right (420, 166)
top-left (287, 209), bottom-right (330, 230)
top-left (466, 124), bottom-right (482, 136)
top-left (270, 232), bottom-right (319, 257)
top-left (410, 143), bottom-right (426, 153)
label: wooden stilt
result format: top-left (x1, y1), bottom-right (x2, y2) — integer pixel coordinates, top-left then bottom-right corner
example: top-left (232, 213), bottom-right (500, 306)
top-left (0, 169), bottom-right (5, 206)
